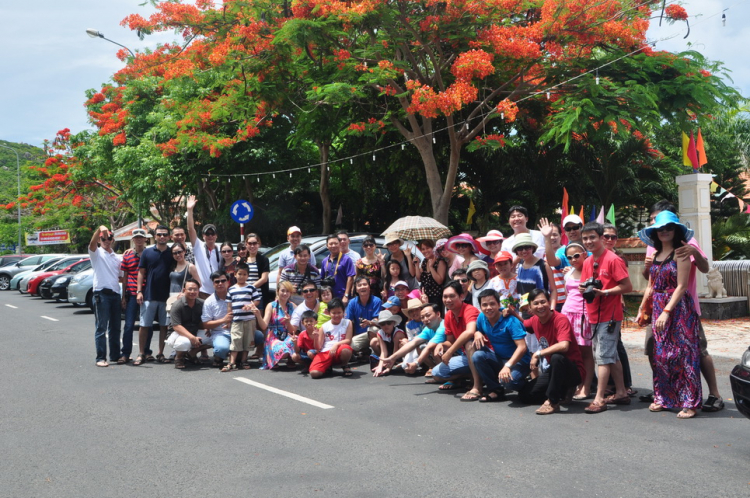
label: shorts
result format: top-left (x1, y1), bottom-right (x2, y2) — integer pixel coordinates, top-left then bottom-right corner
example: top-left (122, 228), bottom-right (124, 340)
top-left (432, 352), bottom-right (470, 379)
top-left (644, 321), bottom-right (708, 357)
top-left (310, 344), bottom-right (353, 373)
top-left (140, 300), bottom-right (168, 327)
top-left (230, 320), bottom-right (256, 352)
top-left (592, 321), bottom-right (621, 365)
top-left (351, 332), bottom-right (371, 353)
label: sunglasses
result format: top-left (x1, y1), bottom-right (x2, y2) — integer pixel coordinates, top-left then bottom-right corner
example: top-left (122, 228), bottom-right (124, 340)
top-left (213, 279), bottom-right (228, 284)
top-left (656, 225), bottom-right (675, 232)
top-left (564, 224), bottom-right (582, 232)
top-left (455, 243), bottom-right (472, 249)
top-left (567, 252), bottom-right (584, 260)
top-left (602, 234), bottom-right (618, 240)
top-left (301, 288), bottom-right (317, 294)
top-left (362, 243), bottom-right (375, 248)
top-left (100, 236), bottom-right (114, 241)
top-left (456, 278), bottom-right (469, 283)
top-left (246, 241), bottom-right (258, 246)
top-left (172, 250), bottom-right (184, 255)
top-left (204, 232), bottom-right (217, 237)
top-left (221, 249), bottom-right (233, 253)
top-left (155, 233), bottom-right (170, 237)
top-left (486, 240), bottom-right (501, 245)
top-left (515, 246), bottom-right (534, 253)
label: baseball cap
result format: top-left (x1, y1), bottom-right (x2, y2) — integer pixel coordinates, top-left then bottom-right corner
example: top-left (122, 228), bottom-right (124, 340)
top-left (287, 226), bottom-right (302, 235)
top-left (202, 224), bottom-right (217, 234)
top-left (562, 214), bottom-right (584, 227)
top-left (393, 280), bottom-right (409, 289)
top-left (382, 296), bottom-right (401, 309)
top-left (131, 228), bottom-right (149, 240)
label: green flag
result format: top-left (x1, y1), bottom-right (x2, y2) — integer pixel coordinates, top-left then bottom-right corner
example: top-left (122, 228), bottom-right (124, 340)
top-left (606, 204), bottom-right (615, 225)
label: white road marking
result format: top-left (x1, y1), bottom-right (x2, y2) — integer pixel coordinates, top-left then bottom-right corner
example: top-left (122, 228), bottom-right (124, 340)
top-left (234, 377), bottom-right (334, 409)
top-left (5, 304), bottom-right (18, 309)
top-left (40, 316), bottom-right (59, 322)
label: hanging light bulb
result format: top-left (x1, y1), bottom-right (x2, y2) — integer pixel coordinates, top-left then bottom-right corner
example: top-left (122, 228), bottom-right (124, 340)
top-left (350, 158), bottom-right (353, 164)
top-left (546, 91), bottom-right (550, 100)
top-left (501, 112), bottom-right (504, 120)
top-left (289, 172), bottom-right (292, 178)
top-left (273, 173), bottom-right (275, 178)
top-left (401, 144), bottom-right (405, 150)
top-left (257, 177), bottom-right (260, 183)
top-left (595, 69), bottom-right (599, 85)
top-left (433, 136), bottom-right (436, 144)
top-left (228, 177), bottom-right (231, 183)
top-left (308, 167), bottom-right (311, 173)
top-left (372, 154), bottom-right (375, 161)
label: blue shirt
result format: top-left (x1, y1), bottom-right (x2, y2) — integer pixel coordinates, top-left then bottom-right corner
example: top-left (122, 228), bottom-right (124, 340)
top-left (416, 320), bottom-right (447, 344)
top-left (139, 245), bottom-right (174, 302)
top-left (476, 312), bottom-right (530, 364)
top-left (345, 294), bottom-right (382, 335)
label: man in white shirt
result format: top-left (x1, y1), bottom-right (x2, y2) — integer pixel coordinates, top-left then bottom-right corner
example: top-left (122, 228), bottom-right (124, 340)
top-left (500, 205), bottom-right (546, 260)
top-left (337, 230), bottom-right (361, 261)
top-left (88, 225), bottom-right (122, 367)
top-left (186, 195), bottom-right (221, 298)
top-left (201, 270), bottom-right (234, 368)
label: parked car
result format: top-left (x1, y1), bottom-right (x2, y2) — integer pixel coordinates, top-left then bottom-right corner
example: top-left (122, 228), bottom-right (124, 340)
top-left (0, 254), bottom-right (64, 290)
top-left (0, 255), bottom-right (31, 268)
top-left (730, 346), bottom-right (750, 420)
top-left (38, 259), bottom-right (91, 299)
top-left (68, 268), bottom-right (94, 310)
top-left (265, 233), bottom-right (398, 295)
top-left (7, 256), bottom-right (66, 291)
top-left (21, 255), bottom-right (89, 295)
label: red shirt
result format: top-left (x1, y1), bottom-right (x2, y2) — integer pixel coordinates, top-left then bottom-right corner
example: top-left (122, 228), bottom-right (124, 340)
top-left (524, 312), bottom-right (586, 380)
top-left (580, 249), bottom-right (629, 323)
top-left (297, 330), bottom-right (315, 352)
top-left (120, 250), bottom-right (143, 296)
top-left (444, 302), bottom-right (479, 341)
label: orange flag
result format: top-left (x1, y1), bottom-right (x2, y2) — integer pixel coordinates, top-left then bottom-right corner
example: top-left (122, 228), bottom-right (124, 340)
top-left (579, 205), bottom-right (584, 220)
top-left (561, 188), bottom-right (569, 245)
top-left (696, 129), bottom-right (707, 166)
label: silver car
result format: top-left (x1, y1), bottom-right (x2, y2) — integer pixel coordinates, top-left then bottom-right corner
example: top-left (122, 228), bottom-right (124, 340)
top-left (68, 268), bottom-right (94, 310)
top-left (2, 255), bottom-right (66, 291)
top-left (18, 255), bottom-right (88, 294)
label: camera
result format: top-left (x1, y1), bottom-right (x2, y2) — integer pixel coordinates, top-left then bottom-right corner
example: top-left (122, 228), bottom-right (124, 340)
top-left (320, 277), bottom-right (336, 288)
top-left (581, 277), bottom-right (603, 303)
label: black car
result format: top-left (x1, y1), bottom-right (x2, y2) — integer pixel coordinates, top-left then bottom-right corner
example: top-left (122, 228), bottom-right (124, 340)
top-left (43, 259), bottom-right (92, 301)
top-left (730, 346), bottom-right (750, 420)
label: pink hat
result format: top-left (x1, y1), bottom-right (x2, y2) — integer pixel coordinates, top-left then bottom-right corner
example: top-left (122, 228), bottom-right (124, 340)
top-left (476, 230), bottom-right (504, 252)
top-left (407, 289), bottom-right (422, 300)
top-left (446, 233), bottom-right (489, 255)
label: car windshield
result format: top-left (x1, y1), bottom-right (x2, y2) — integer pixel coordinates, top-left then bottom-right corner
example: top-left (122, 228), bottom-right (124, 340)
top-left (47, 259), bottom-right (78, 271)
top-left (262, 243), bottom-right (290, 267)
top-left (32, 258), bottom-right (62, 272)
top-left (69, 260), bottom-right (90, 272)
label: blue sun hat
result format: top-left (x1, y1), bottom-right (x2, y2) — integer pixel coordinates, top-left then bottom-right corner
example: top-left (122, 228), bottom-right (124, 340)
top-left (638, 211), bottom-right (694, 247)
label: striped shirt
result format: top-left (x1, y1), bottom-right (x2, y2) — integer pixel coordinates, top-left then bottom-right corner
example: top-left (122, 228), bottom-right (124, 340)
top-left (120, 250), bottom-right (143, 295)
top-left (227, 283), bottom-right (261, 322)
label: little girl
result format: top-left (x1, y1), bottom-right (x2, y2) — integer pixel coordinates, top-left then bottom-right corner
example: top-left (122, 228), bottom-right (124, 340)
top-left (381, 260), bottom-right (403, 300)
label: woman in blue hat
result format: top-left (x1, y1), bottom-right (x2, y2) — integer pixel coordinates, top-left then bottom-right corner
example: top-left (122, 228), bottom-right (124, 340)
top-left (638, 211), bottom-right (702, 419)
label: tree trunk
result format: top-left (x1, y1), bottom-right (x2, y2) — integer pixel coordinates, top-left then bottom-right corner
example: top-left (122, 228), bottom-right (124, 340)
top-left (318, 141), bottom-right (331, 234)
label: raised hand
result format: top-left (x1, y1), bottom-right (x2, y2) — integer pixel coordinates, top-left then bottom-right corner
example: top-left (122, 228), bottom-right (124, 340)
top-left (537, 217), bottom-right (553, 238)
top-left (186, 195), bottom-right (197, 211)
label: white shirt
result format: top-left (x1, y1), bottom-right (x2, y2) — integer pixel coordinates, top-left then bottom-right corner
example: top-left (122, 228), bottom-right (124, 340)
top-left (321, 318), bottom-right (350, 352)
top-left (88, 247), bottom-right (122, 293)
top-left (343, 248), bottom-right (361, 262)
top-left (291, 300), bottom-right (319, 328)
top-left (193, 237), bottom-right (221, 295)
top-left (501, 230), bottom-right (546, 259)
top-left (201, 293), bottom-right (231, 335)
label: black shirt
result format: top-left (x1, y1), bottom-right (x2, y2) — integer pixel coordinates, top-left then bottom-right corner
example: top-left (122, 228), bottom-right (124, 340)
top-left (139, 245), bottom-right (175, 302)
top-left (169, 296), bottom-right (205, 335)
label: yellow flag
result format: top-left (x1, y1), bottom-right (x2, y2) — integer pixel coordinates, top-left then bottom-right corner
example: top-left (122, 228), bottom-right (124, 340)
top-left (682, 132), bottom-right (691, 167)
top-left (569, 206), bottom-right (575, 215)
top-left (710, 182), bottom-right (718, 193)
top-left (467, 199), bottom-right (476, 225)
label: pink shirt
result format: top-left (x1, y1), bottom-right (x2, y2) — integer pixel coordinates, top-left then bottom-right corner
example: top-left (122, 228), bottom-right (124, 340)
top-left (645, 237), bottom-right (705, 316)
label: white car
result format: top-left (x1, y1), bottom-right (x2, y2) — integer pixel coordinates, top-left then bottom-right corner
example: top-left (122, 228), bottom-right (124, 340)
top-left (67, 268), bottom-right (95, 310)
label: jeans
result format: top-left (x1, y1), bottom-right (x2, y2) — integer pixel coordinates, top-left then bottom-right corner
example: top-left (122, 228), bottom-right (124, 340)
top-left (432, 352), bottom-right (470, 379)
top-left (211, 333), bottom-right (231, 359)
top-left (520, 353), bottom-right (582, 404)
top-left (122, 294), bottom-right (140, 359)
top-left (94, 291), bottom-right (122, 362)
top-left (472, 348), bottom-right (529, 393)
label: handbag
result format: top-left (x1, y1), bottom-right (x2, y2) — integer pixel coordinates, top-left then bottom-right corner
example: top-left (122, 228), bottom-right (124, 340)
top-left (637, 285), bottom-right (653, 327)
top-left (166, 266), bottom-right (189, 312)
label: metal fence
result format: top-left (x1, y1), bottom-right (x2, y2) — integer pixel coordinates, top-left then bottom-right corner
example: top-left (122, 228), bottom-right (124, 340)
top-left (714, 260), bottom-right (750, 303)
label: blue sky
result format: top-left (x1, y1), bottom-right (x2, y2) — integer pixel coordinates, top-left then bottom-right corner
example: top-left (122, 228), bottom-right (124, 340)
top-left (1, 0), bottom-right (748, 148)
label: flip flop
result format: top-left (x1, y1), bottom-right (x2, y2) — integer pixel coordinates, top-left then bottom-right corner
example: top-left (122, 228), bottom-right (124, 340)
top-left (424, 378), bottom-right (440, 384)
top-left (438, 381), bottom-right (460, 391)
top-left (133, 354), bottom-right (145, 366)
top-left (649, 403), bottom-right (665, 412)
top-left (460, 390), bottom-right (482, 402)
top-left (677, 409), bottom-right (697, 419)
top-left (478, 391), bottom-right (506, 403)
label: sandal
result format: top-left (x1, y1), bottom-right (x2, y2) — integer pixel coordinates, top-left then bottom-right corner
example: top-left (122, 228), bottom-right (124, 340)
top-left (175, 357), bottom-right (186, 369)
top-left (342, 366), bottom-right (353, 377)
top-left (145, 355), bottom-right (156, 362)
top-left (424, 378), bottom-right (440, 384)
top-left (155, 354), bottom-right (171, 364)
top-left (677, 408), bottom-right (697, 419)
top-left (186, 354), bottom-right (201, 366)
top-left (220, 363), bottom-right (237, 373)
top-left (536, 401), bottom-right (560, 415)
top-left (649, 403), bottom-right (665, 412)
top-left (438, 381), bottom-right (461, 391)
top-left (116, 356), bottom-right (129, 365)
top-left (573, 393), bottom-right (591, 401)
top-left (701, 395), bottom-right (725, 413)
top-left (639, 393), bottom-right (655, 403)
top-left (460, 390), bottom-right (482, 402)
top-left (133, 354), bottom-right (145, 366)
top-left (241, 362), bottom-right (251, 370)
top-left (478, 391), bottom-right (506, 403)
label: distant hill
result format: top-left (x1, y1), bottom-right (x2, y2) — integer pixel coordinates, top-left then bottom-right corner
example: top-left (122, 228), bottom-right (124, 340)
top-left (0, 140), bottom-right (46, 206)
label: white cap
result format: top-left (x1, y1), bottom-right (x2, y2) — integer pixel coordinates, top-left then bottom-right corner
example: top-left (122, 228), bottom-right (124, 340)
top-left (562, 214), bottom-right (584, 227)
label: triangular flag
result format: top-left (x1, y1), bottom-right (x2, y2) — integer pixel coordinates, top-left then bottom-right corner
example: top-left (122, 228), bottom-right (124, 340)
top-left (335, 204), bottom-right (343, 225)
top-left (579, 205), bottom-right (584, 220)
top-left (596, 207), bottom-right (605, 224)
top-left (710, 181), bottom-right (719, 193)
top-left (682, 132), bottom-right (691, 167)
top-left (606, 204), bottom-right (616, 225)
top-left (466, 198), bottom-right (476, 225)
top-left (589, 205), bottom-right (597, 222)
top-left (688, 131), bottom-right (699, 171)
top-left (570, 206), bottom-right (575, 215)
top-left (696, 129), bottom-right (707, 166)
top-left (561, 188), bottom-right (569, 245)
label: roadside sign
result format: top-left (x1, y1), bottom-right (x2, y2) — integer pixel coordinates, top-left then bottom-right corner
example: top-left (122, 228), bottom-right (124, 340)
top-left (230, 200), bottom-right (254, 224)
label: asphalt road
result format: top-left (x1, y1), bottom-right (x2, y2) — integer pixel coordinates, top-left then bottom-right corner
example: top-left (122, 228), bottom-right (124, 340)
top-left (1, 290), bottom-right (748, 498)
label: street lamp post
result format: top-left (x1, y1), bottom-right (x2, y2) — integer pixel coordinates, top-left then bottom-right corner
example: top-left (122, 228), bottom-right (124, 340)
top-left (85, 29), bottom-right (135, 57)
top-left (0, 144), bottom-right (22, 255)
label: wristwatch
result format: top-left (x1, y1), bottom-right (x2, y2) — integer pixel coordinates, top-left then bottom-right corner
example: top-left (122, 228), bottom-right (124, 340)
top-left (504, 362), bottom-right (513, 369)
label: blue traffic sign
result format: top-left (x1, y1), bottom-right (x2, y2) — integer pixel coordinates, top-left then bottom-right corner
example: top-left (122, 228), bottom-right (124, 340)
top-left (230, 200), bottom-right (254, 223)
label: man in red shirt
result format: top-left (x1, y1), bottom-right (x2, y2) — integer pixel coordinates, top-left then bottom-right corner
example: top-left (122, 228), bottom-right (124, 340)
top-left (119, 228), bottom-right (150, 364)
top-left (522, 289), bottom-right (586, 414)
top-left (579, 222), bottom-right (632, 414)
top-left (432, 281), bottom-right (479, 391)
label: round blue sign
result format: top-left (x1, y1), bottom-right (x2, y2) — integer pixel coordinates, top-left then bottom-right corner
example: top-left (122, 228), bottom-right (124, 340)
top-left (230, 200), bottom-right (254, 223)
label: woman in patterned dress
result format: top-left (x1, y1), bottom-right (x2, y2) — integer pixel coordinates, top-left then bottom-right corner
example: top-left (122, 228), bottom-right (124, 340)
top-left (415, 239), bottom-right (447, 309)
top-left (355, 236), bottom-right (383, 295)
top-left (638, 211), bottom-right (701, 419)
top-left (256, 281), bottom-right (297, 370)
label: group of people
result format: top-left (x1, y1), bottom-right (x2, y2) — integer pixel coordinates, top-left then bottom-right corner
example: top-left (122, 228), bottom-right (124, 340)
top-left (88, 198), bottom-right (724, 417)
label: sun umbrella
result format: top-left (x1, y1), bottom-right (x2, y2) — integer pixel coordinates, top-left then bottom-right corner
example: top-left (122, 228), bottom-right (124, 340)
top-left (381, 216), bottom-right (452, 241)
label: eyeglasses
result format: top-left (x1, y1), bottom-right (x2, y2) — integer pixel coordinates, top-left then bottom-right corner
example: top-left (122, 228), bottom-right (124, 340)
top-left (301, 288), bottom-right (317, 294)
top-left (213, 279), bottom-right (228, 284)
top-left (221, 249), bottom-right (233, 253)
top-left (602, 234), bottom-right (618, 240)
top-left (564, 224), bottom-right (582, 232)
top-left (568, 252), bottom-right (584, 260)
top-left (172, 250), bottom-right (184, 255)
top-left (100, 236), bottom-right (114, 241)
top-left (246, 241), bottom-right (258, 246)
top-left (155, 233), bottom-right (169, 237)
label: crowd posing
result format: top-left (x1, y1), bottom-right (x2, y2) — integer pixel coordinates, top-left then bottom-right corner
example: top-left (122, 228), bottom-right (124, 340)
top-left (88, 198), bottom-right (725, 417)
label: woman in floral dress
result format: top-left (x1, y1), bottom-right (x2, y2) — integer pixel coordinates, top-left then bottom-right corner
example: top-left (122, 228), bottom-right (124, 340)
top-left (355, 236), bottom-right (383, 295)
top-left (256, 281), bottom-right (297, 370)
top-left (638, 211), bottom-right (701, 419)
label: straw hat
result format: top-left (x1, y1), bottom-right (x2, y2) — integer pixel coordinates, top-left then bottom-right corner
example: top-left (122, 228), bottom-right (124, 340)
top-left (372, 310), bottom-right (403, 327)
top-left (511, 232), bottom-right (538, 254)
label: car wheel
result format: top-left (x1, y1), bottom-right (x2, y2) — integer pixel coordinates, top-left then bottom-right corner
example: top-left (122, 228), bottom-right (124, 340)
top-left (86, 290), bottom-right (94, 311)
top-left (0, 275), bottom-right (9, 291)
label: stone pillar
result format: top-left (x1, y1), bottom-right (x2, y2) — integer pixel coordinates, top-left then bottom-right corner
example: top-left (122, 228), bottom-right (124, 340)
top-left (676, 173), bottom-right (713, 296)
